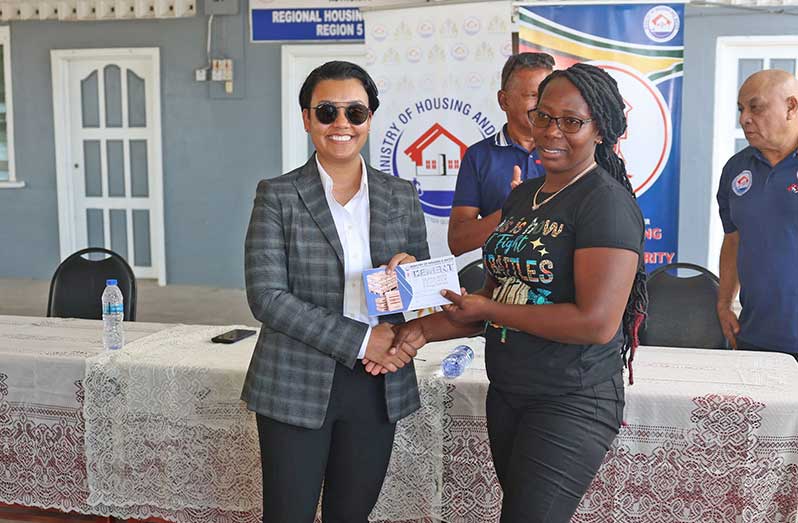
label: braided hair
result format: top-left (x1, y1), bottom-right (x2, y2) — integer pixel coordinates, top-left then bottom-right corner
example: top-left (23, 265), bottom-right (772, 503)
top-left (536, 63), bottom-right (648, 384)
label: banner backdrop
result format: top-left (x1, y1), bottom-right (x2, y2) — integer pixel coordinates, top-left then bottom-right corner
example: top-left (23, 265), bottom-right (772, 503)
top-left (519, 3), bottom-right (684, 270)
top-left (364, 2), bottom-right (513, 265)
top-left (250, 0), bottom-right (373, 42)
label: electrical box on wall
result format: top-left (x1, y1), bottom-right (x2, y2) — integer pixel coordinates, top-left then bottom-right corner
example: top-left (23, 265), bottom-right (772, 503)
top-left (204, 0), bottom-right (237, 15)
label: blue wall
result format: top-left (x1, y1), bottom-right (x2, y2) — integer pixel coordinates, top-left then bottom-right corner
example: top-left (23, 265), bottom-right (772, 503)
top-left (0, 3), bottom-right (797, 287)
top-left (0, 6), bottom-right (284, 288)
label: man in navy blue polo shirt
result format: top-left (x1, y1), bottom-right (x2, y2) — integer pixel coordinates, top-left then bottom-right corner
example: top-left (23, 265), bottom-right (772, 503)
top-left (716, 69), bottom-right (798, 357)
top-left (448, 53), bottom-right (553, 256)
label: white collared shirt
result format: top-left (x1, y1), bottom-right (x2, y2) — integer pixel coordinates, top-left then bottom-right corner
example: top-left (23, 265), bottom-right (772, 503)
top-left (317, 156), bottom-right (376, 360)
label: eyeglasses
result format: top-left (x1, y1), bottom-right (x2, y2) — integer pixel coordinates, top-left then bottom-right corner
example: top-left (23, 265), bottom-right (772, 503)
top-left (529, 109), bottom-right (593, 134)
top-left (310, 102), bottom-right (371, 125)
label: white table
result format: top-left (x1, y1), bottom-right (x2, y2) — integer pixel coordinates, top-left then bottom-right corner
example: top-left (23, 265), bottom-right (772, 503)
top-left (3, 315), bottom-right (797, 523)
top-left (411, 342), bottom-right (798, 523)
top-left (0, 315), bottom-right (172, 516)
top-left (82, 323), bottom-right (447, 523)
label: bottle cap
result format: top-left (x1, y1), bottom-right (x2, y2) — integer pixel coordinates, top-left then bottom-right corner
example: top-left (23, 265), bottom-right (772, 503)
top-left (456, 345), bottom-right (474, 360)
top-left (106, 279), bottom-right (118, 286)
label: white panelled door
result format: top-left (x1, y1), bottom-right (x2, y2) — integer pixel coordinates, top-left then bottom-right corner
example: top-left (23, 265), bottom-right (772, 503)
top-left (709, 37), bottom-right (798, 274)
top-left (52, 48), bottom-right (166, 284)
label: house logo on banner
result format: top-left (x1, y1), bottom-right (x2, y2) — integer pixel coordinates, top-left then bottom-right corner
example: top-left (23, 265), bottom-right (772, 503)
top-left (643, 5), bottom-right (680, 43)
top-left (592, 61), bottom-right (672, 197)
top-left (377, 98), bottom-right (497, 217)
top-left (364, 1), bottom-right (511, 260)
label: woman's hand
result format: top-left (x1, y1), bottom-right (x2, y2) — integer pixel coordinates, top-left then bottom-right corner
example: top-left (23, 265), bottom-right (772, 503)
top-left (363, 323), bottom-right (408, 373)
top-left (441, 288), bottom-right (493, 324)
top-left (384, 252), bottom-right (416, 273)
top-left (391, 320), bottom-right (427, 359)
top-left (363, 320), bottom-right (427, 375)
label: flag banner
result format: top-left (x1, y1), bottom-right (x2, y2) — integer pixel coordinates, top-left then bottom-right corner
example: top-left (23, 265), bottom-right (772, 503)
top-left (364, 2), bottom-right (513, 265)
top-left (519, 3), bottom-right (684, 269)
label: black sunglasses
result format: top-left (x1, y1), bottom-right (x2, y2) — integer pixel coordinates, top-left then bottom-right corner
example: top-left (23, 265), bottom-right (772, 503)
top-left (310, 102), bottom-right (371, 125)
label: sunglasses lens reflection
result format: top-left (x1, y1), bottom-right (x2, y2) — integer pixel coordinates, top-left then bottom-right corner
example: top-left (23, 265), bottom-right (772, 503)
top-left (345, 105), bottom-right (370, 125)
top-left (315, 104), bottom-right (339, 124)
top-left (314, 103), bottom-right (370, 125)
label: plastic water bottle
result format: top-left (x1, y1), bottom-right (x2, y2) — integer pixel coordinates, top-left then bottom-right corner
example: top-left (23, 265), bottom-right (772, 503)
top-left (102, 279), bottom-right (125, 350)
top-left (441, 344), bottom-right (474, 378)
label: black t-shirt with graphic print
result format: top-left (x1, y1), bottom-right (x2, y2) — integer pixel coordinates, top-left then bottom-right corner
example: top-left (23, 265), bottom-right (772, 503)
top-left (482, 166), bottom-right (644, 395)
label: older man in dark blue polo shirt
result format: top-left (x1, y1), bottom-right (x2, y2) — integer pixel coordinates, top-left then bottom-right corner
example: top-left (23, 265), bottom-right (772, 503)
top-left (448, 53), bottom-right (553, 256)
top-left (716, 69), bottom-right (798, 357)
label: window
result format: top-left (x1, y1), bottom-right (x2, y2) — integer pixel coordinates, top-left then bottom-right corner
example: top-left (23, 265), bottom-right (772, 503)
top-left (0, 26), bottom-right (19, 188)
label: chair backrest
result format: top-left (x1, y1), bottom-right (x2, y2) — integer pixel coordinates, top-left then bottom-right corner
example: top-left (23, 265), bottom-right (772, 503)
top-left (47, 247), bottom-right (137, 321)
top-left (458, 259), bottom-right (485, 294)
top-left (639, 262), bottom-right (727, 349)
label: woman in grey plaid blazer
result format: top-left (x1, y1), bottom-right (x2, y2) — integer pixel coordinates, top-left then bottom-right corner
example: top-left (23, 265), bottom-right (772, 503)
top-left (242, 61), bottom-right (430, 523)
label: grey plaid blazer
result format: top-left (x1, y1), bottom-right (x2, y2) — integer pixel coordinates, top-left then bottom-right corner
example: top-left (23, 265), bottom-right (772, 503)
top-left (242, 156), bottom-right (430, 429)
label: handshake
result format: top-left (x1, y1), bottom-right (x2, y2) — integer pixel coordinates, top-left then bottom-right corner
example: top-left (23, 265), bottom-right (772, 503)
top-left (362, 320), bottom-right (427, 376)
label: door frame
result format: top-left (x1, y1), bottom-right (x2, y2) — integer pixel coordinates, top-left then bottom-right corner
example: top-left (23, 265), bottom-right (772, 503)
top-left (51, 47), bottom-right (167, 285)
top-left (281, 44), bottom-right (366, 174)
top-left (710, 35), bottom-right (798, 273)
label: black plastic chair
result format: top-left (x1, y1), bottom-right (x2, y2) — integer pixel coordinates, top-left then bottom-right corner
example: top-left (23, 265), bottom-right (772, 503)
top-left (639, 262), bottom-right (728, 349)
top-left (458, 259), bottom-right (485, 294)
top-left (47, 247), bottom-right (137, 321)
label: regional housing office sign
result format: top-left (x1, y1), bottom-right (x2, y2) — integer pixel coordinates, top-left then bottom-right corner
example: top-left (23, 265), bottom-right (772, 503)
top-left (250, 0), bottom-right (373, 41)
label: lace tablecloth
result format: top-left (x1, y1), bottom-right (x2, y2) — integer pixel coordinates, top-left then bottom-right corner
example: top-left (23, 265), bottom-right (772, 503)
top-left (412, 343), bottom-right (798, 523)
top-left (0, 315), bottom-right (171, 514)
top-left (82, 323), bottom-right (449, 523)
top-left (5, 313), bottom-right (797, 523)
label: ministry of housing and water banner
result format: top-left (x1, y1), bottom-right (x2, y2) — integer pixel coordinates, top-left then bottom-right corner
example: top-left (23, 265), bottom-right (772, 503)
top-left (364, 2), bottom-right (512, 265)
top-left (519, 3), bottom-right (684, 270)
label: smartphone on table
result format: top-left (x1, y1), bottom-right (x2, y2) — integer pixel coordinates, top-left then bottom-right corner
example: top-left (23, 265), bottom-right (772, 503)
top-left (211, 329), bottom-right (257, 344)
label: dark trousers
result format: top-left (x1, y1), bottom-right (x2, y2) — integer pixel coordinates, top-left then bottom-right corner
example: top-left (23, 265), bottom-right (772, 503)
top-left (486, 373), bottom-right (624, 523)
top-left (256, 363), bottom-right (396, 523)
top-left (737, 339), bottom-right (798, 361)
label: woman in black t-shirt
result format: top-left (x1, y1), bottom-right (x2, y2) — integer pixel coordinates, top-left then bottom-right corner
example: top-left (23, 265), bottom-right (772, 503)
top-left (367, 63), bottom-right (647, 523)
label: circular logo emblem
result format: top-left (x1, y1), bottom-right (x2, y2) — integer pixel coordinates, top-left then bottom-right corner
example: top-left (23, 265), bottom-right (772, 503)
top-left (406, 47), bottom-right (422, 63)
top-left (643, 5), bottom-right (680, 43)
top-left (465, 72), bottom-right (483, 89)
top-left (376, 98), bottom-right (498, 218)
top-left (417, 20), bottom-right (435, 38)
top-left (371, 24), bottom-right (387, 41)
top-left (450, 43), bottom-right (469, 61)
top-left (589, 61), bottom-right (672, 197)
top-left (733, 170), bottom-right (752, 196)
top-left (463, 16), bottom-right (481, 36)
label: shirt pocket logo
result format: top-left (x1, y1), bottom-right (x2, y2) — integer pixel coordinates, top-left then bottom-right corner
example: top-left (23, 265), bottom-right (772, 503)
top-left (732, 170), bottom-right (752, 196)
